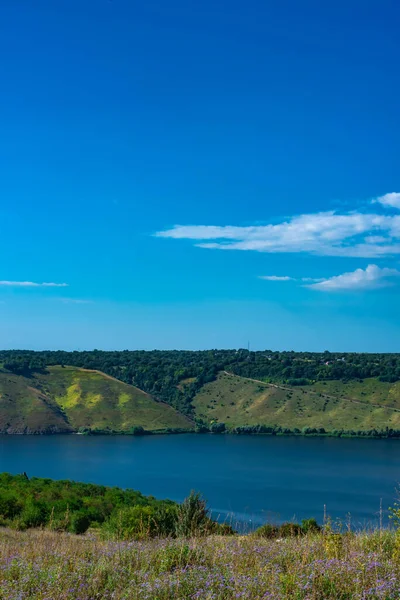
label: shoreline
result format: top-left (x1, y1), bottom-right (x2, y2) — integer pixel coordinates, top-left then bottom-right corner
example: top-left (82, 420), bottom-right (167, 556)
top-left (1, 429), bottom-right (400, 439)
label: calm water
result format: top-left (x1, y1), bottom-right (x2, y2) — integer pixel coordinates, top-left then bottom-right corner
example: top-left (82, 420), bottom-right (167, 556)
top-left (1, 434), bottom-right (399, 528)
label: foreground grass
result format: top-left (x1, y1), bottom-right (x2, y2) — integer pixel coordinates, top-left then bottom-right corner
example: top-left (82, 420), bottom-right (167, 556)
top-left (2, 528), bottom-right (400, 599)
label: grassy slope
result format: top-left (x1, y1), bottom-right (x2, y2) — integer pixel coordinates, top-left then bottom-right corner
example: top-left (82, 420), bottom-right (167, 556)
top-left (3, 364), bottom-right (400, 434)
top-left (192, 372), bottom-right (400, 431)
top-left (306, 379), bottom-right (400, 409)
top-left (0, 372), bottom-right (73, 434)
top-left (0, 366), bottom-right (193, 433)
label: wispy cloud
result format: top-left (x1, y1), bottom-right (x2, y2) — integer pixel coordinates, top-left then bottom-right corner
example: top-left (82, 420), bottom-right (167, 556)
top-left (258, 275), bottom-right (294, 281)
top-left (306, 264), bottom-right (400, 292)
top-left (259, 275), bottom-right (328, 284)
top-left (58, 298), bottom-right (93, 304)
top-left (301, 277), bottom-right (324, 283)
top-left (155, 195), bottom-right (400, 258)
top-left (0, 281), bottom-right (68, 287)
top-left (374, 192), bottom-right (400, 210)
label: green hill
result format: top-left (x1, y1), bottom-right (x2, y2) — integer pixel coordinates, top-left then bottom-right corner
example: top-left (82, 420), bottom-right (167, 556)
top-left (2, 355), bottom-right (400, 435)
top-left (192, 371), bottom-right (400, 432)
top-left (0, 371), bottom-right (73, 434)
top-left (0, 366), bottom-right (193, 434)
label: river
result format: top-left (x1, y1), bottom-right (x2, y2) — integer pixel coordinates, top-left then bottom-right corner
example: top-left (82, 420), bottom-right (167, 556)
top-left (1, 434), bottom-right (399, 529)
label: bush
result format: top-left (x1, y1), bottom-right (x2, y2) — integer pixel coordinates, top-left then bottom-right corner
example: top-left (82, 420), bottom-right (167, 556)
top-left (209, 522), bottom-right (236, 536)
top-left (301, 518), bottom-right (321, 534)
top-left (0, 492), bottom-right (21, 519)
top-left (175, 491), bottom-right (210, 537)
top-left (101, 504), bottom-right (178, 540)
top-left (278, 522), bottom-right (303, 537)
top-left (102, 505), bottom-right (160, 540)
top-left (129, 426), bottom-right (146, 436)
top-left (210, 422), bottom-right (226, 433)
top-left (253, 524), bottom-right (279, 538)
top-left (18, 499), bottom-right (49, 528)
top-left (255, 520), bottom-right (320, 538)
top-left (70, 511), bottom-right (91, 534)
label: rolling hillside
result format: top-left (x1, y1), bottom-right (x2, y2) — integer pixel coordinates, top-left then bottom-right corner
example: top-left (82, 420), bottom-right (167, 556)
top-left (2, 360), bottom-right (400, 435)
top-left (192, 371), bottom-right (400, 431)
top-left (0, 366), bottom-right (193, 434)
top-left (0, 372), bottom-right (73, 434)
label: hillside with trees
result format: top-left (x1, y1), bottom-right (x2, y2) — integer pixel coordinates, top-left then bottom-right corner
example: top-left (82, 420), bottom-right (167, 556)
top-left (1, 350), bottom-right (400, 436)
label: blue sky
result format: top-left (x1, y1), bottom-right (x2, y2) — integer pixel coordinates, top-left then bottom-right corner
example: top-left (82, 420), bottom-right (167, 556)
top-left (0, 0), bottom-right (399, 351)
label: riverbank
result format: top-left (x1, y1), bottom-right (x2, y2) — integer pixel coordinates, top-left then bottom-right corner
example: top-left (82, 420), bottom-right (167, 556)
top-left (3, 427), bottom-right (400, 439)
top-left (2, 527), bottom-right (400, 599)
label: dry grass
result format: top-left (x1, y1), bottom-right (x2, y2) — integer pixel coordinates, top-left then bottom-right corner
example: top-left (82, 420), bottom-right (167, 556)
top-left (1, 527), bottom-right (400, 598)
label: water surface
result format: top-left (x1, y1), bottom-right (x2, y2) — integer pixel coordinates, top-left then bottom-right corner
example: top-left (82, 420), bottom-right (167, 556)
top-left (1, 434), bottom-right (399, 528)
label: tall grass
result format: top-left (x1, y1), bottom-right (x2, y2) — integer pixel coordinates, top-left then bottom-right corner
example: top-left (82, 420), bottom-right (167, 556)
top-left (2, 527), bottom-right (400, 598)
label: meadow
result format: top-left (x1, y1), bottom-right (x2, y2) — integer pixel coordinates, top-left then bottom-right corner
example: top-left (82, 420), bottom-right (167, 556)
top-left (2, 526), bottom-right (400, 599)
top-left (3, 474), bottom-right (400, 598)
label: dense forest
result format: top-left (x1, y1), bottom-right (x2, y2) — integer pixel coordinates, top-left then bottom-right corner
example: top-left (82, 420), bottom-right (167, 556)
top-left (1, 349), bottom-right (400, 418)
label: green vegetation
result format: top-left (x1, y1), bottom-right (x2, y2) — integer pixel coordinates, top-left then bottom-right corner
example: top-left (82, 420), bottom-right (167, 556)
top-left (2, 473), bottom-right (400, 597)
top-left (3, 349), bottom-right (399, 416)
top-left (1, 349), bottom-right (400, 435)
top-left (193, 371), bottom-right (400, 433)
top-left (0, 474), bottom-right (232, 540)
top-left (0, 372), bottom-right (72, 434)
top-left (0, 366), bottom-right (192, 434)
top-left (3, 516), bottom-right (400, 598)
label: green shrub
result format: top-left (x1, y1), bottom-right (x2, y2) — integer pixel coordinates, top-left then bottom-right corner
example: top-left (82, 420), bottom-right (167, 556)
top-left (70, 511), bottom-right (91, 534)
top-left (301, 518), bottom-right (321, 534)
top-left (129, 426), bottom-right (146, 436)
top-left (102, 505), bottom-right (165, 540)
top-left (278, 522), bottom-right (303, 537)
top-left (175, 491), bottom-right (210, 537)
top-left (253, 524), bottom-right (279, 538)
top-left (209, 521), bottom-right (236, 535)
top-left (210, 422), bottom-right (226, 433)
top-left (0, 492), bottom-right (21, 519)
top-left (18, 499), bottom-right (49, 528)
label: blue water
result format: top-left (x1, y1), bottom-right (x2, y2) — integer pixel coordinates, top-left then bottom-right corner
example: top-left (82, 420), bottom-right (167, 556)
top-left (1, 434), bottom-right (399, 528)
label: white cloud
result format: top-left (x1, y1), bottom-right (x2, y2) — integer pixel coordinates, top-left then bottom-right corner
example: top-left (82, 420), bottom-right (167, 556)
top-left (374, 192), bottom-right (400, 210)
top-left (258, 275), bottom-right (293, 281)
top-left (0, 281), bottom-right (68, 287)
top-left (306, 264), bottom-right (400, 292)
top-left (155, 205), bottom-right (400, 258)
